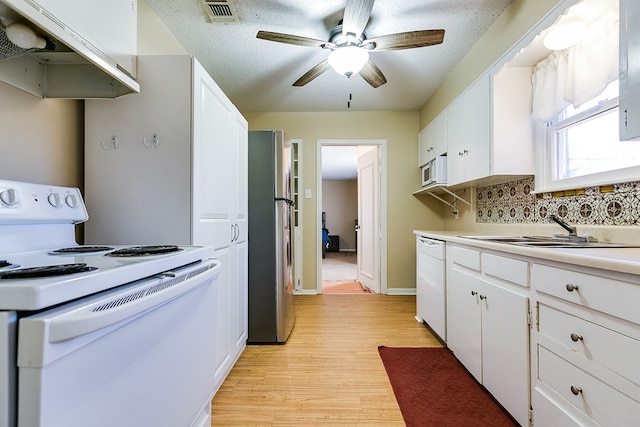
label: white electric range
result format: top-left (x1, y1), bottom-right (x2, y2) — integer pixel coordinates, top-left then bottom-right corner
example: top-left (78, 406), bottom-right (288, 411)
top-left (0, 179), bottom-right (220, 427)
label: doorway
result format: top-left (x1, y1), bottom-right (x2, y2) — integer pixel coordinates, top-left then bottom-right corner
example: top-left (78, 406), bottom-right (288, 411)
top-left (316, 139), bottom-right (387, 294)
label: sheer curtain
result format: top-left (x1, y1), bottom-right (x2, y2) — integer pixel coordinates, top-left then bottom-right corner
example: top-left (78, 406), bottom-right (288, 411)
top-left (531, 7), bottom-right (619, 122)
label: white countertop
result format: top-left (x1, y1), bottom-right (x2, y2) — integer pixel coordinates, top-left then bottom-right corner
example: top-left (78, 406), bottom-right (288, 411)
top-left (414, 230), bottom-right (640, 277)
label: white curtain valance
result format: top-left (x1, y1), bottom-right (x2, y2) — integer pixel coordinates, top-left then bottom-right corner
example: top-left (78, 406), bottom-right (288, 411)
top-left (531, 7), bottom-right (619, 123)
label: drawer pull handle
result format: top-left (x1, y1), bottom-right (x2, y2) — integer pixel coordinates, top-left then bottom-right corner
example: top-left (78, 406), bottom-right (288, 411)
top-left (479, 295), bottom-right (487, 300)
top-left (570, 333), bottom-right (583, 342)
top-left (570, 386), bottom-right (583, 396)
top-left (471, 291), bottom-right (477, 296)
top-left (565, 283), bottom-right (579, 292)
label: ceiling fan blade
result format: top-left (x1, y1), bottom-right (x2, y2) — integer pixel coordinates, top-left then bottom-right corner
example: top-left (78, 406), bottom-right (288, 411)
top-left (293, 60), bottom-right (332, 87)
top-left (364, 29), bottom-right (445, 51)
top-left (257, 31), bottom-right (335, 49)
top-left (342, 0), bottom-right (374, 39)
top-left (359, 60), bottom-right (387, 88)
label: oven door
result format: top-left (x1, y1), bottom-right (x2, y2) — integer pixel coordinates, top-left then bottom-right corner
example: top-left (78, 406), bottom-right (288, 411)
top-left (17, 259), bottom-right (220, 427)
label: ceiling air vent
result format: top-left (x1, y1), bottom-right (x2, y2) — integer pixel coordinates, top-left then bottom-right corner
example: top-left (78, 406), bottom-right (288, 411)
top-left (200, 0), bottom-right (238, 23)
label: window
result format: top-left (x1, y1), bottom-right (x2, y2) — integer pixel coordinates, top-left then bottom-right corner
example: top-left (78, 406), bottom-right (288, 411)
top-left (536, 81), bottom-right (640, 192)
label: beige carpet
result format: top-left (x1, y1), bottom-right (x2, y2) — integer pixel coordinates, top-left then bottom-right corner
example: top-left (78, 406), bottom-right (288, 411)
top-left (322, 252), bottom-right (370, 294)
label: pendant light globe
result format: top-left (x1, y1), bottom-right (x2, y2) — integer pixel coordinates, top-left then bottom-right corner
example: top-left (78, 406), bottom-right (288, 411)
top-left (328, 46), bottom-right (369, 77)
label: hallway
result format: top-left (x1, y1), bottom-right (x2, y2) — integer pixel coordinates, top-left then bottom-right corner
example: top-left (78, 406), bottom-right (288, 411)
top-left (321, 251), bottom-right (370, 293)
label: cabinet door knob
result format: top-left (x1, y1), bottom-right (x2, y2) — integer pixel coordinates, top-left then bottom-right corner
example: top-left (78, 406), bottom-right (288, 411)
top-left (565, 283), bottom-right (579, 292)
top-left (570, 386), bottom-right (583, 396)
top-left (570, 333), bottom-right (583, 342)
top-left (471, 290), bottom-right (477, 296)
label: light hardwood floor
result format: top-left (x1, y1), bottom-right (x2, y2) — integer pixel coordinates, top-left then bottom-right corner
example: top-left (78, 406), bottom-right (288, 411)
top-left (211, 294), bottom-right (442, 426)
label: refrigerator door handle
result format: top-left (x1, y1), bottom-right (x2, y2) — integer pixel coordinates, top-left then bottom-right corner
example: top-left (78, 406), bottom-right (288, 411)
top-left (275, 197), bottom-right (295, 206)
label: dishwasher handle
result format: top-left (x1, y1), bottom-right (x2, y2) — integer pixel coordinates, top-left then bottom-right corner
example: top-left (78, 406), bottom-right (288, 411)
top-left (417, 237), bottom-right (445, 259)
top-left (45, 259), bottom-right (220, 343)
top-left (418, 237), bottom-right (444, 246)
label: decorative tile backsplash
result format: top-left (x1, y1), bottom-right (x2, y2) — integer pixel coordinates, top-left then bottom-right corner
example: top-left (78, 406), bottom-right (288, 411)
top-left (476, 177), bottom-right (640, 226)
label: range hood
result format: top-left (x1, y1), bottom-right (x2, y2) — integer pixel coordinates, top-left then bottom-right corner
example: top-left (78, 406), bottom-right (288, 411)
top-left (0, 0), bottom-right (139, 98)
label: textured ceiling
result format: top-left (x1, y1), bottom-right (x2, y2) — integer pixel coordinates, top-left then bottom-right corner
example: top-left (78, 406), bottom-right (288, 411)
top-left (144, 0), bottom-right (512, 113)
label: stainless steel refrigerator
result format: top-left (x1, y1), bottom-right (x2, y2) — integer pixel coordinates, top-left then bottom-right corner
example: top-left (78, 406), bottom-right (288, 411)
top-left (247, 130), bottom-right (296, 343)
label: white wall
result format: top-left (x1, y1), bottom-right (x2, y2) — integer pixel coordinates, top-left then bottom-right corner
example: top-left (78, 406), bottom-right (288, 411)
top-left (0, 82), bottom-right (83, 187)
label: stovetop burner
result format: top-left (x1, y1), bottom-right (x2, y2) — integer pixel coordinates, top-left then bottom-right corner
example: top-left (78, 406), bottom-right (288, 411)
top-left (0, 263), bottom-right (98, 279)
top-left (106, 245), bottom-right (182, 257)
top-left (50, 246), bottom-right (115, 255)
top-left (0, 260), bottom-right (20, 271)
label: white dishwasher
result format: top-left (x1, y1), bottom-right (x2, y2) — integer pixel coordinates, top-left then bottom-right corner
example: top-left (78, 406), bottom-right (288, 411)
top-left (416, 235), bottom-right (446, 342)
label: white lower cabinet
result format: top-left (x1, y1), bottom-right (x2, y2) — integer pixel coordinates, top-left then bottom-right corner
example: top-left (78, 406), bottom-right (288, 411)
top-left (446, 244), bottom-right (530, 426)
top-left (442, 241), bottom-right (640, 427)
top-left (212, 242), bottom-right (247, 394)
top-left (532, 263), bottom-right (640, 426)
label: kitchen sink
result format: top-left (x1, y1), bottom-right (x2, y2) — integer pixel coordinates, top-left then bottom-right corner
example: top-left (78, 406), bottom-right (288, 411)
top-left (459, 235), bottom-right (636, 248)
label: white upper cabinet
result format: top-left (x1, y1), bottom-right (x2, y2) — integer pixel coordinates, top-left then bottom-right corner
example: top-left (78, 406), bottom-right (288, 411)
top-left (418, 111), bottom-right (447, 167)
top-left (447, 74), bottom-right (491, 185)
top-left (446, 67), bottom-right (535, 187)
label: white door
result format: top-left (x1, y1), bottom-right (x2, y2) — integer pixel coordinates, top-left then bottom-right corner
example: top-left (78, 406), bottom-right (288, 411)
top-left (356, 147), bottom-right (380, 293)
top-left (446, 265), bottom-right (483, 381)
top-left (481, 283), bottom-right (530, 427)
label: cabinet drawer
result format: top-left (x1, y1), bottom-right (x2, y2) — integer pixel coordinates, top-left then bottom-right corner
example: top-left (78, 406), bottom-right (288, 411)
top-left (538, 346), bottom-right (640, 425)
top-left (483, 253), bottom-right (528, 287)
top-left (532, 387), bottom-right (586, 427)
top-left (539, 304), bottom-right (640, 386)
top-left (532, 263), bottom-right (640, 325)
top-left (448, 245), bottom-right (480, 271)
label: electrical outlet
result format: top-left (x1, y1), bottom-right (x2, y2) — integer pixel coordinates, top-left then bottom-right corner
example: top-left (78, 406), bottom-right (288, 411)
top-left (305, 189), bottom-right (312, 199)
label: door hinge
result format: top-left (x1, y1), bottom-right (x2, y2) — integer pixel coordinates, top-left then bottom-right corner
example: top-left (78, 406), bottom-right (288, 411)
top-left (527, 310), bottom-right (533, 328)
top-left (529, 408), bottom-right (534, 426)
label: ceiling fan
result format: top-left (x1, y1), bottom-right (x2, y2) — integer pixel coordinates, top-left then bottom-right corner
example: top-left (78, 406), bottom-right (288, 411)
top-left (256, 0), bottom-right (445, 88)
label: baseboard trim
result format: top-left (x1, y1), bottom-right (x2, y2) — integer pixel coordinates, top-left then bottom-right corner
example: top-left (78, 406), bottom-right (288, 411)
top-left (386, 288), bottom-right (416, 296)
top-left (294, 289), bottom-right (319, 295)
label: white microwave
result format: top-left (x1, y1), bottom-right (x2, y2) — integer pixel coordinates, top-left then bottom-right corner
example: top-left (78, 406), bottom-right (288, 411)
top-left (421, 155), bottom-right (447, 187)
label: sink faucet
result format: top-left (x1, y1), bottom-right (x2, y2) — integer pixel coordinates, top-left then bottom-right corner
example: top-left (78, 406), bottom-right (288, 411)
top-left (547, 214), bottom-right (576, 236)
top-left (547, 215), bottom-right (597, 242)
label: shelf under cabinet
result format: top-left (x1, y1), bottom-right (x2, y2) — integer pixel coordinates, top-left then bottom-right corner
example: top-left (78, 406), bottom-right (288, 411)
top-left (412, 184), bottom-right (472, 207)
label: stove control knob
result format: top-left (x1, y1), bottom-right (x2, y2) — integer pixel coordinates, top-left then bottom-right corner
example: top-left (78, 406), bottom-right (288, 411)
top-left (0, 188), bottom-right (19, 207)
top-left (65, 194), bottom-right (79, 209)
top-left (47, 192), bottom-right (62, 208)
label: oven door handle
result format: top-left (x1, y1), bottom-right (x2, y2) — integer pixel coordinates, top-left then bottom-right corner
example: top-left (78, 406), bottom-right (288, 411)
top-left (46, 259), bottom-right (220, 343)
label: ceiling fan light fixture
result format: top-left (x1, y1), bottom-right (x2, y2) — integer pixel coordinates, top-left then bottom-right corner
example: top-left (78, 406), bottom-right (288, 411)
top-left (328, 46), bottom-right (369, 77)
